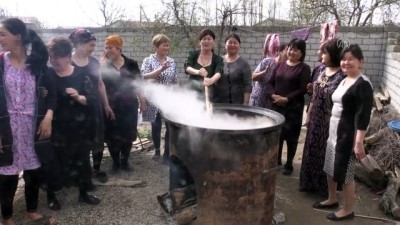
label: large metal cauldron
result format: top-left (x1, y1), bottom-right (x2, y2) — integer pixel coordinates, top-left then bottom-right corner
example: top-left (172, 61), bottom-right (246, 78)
top-left (165, 104), bottom-right (285, 225)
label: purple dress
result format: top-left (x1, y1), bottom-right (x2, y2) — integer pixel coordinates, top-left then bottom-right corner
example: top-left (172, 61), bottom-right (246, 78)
top-left (249, 57), bottom-right (276, 108)
top-left (299, 69), bottom-right (345, 194)
top-left (0, 53), bottom-right (40, 175)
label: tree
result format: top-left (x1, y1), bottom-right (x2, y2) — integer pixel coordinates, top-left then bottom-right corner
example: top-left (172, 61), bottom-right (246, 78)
top-left (98, 0), bottom-right (126, 27)
top-left (289, 0), bottom-right (400, 26)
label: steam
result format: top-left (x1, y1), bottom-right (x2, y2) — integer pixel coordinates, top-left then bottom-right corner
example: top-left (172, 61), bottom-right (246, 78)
top-left (140, 82), bottom-right (275, 130)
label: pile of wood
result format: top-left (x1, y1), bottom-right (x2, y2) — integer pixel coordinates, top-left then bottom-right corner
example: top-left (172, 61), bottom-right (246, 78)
top-left (365, 107), bottom-right (400, 172)
top-left (373, 85), bottom-right (391, 112)
top-left (357, 89), bottom-right (400, 220)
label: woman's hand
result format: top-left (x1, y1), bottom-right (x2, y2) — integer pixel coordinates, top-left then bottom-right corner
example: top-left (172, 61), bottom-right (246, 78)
top-left (307, 83), bottom-right (313, 94)
top-left (37, 116), bottom-right (52, 140)
top-left (66, 88), bottom-right (86, 104)
top-left (354, 142), bottom-right (366, 160)
top-left (197, 68), bottom-right (208, 77)
top-left (140, 101), bottom-right (147, 114)
top-left (104, 105), bottom-right (115, 120)
top-left (66, 88), bottom-right (80, 101)
top-left (160, 61), bottom-right (170, 71)
top-left (203, 77), bottom-right (216, 86)
top-left (272, 95), bottom-right (288, 106)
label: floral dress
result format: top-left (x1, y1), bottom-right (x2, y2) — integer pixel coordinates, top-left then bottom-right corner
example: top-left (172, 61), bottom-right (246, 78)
top-left (0, 52), bottom-right (40, 175)
top-left (141, 54), bottom-right (177, 122)
top-left (249, 57), bottom-right (276, 108)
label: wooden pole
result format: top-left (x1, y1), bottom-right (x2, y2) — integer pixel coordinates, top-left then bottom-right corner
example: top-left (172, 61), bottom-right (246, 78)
top-left (204, 78), bottom-right (212, 113)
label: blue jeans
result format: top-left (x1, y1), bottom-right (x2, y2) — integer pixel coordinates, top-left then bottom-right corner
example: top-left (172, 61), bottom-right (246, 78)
top-left (151, 112), bottom-right (170, 158)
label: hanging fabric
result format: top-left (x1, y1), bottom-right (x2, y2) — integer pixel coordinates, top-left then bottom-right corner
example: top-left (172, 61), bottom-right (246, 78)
top-left (290, 27), bottom-right (311, 41)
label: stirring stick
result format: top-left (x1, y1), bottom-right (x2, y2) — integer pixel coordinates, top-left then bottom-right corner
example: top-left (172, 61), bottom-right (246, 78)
top-left (204, 78), bottom-right (213, 114)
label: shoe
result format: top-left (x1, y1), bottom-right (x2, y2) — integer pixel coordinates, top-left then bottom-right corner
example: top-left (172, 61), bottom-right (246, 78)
top-left (47, 197), bottom-right (61, 211)
top-left (87, 182), bottom-right (96, 192)
top-left (282, 169), bottom-right (293, 176)
top-left (121, 164), bottom-right (133, 172)
top-left (93, 171), bottom-right (108, 183)
top-left (326, 212), bottom-right (354, 221)
top-left (152, 152), bottom-right (161, 160)
top-left (78, 194), bottom-right (101, 205)
top-left (312, 201), bottom-right (339, 209)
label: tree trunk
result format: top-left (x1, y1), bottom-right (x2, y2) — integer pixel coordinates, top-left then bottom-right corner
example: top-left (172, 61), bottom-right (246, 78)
top-left (379, 171), bottom-right (400, 220)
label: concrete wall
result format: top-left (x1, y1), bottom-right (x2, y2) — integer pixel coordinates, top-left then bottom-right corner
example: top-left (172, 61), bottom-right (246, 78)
top-left (382, 30), bottom-right (400, 113)
top-left (37, 26), bottom-right (399, 110)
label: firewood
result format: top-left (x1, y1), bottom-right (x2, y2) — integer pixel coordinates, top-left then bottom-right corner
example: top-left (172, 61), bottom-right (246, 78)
top-left (354, 164), bottom-right (386, 191)
top-left (92, 177), bottom-right (146, 187)
top-left (380, 84), bottom-right (391, 102)
top-left (379, 171), bottom-right (400, 220)
top-left (365, 127), bottom-right (390, 144)
top-left (374, 93), bottom-right (384, 111)
top-left (360, 154), bottom-right (385, 181)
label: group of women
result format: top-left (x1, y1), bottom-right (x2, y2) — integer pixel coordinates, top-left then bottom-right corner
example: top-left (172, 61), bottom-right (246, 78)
top-left (0, 18), bottom-right (147, 225)
top-left (181, 28), bottom-right (373, 221)
top-left (0, 17), bottom-right (374, 224)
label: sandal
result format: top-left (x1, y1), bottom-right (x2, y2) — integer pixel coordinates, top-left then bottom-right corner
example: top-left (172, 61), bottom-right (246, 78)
top-left (27, 216), bottom-right (57, 225)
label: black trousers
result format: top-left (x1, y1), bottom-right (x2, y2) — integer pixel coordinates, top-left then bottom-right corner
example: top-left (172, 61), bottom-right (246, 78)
top-left (0, 168), bottom-right (42, 219)
top-left (151, 112), bottom-right (170, 158)
top-left (106, 137), bottom-right (132, 167)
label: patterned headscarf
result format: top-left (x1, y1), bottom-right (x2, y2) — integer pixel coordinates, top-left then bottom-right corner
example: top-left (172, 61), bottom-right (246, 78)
top-left (105, 35), bottom-right (123, 49)
top-left (68, 28), bottom-right (96, 45)
top-left (268, 34), bottom-right (280, 57)
top-left (262, 34), bottom-right (272, 58)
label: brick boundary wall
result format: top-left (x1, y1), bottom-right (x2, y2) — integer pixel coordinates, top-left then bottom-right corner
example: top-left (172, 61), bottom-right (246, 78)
top-left (382, 30), bottom-right (400, 113)
top-left (35, 25), bottom-right (400, 112)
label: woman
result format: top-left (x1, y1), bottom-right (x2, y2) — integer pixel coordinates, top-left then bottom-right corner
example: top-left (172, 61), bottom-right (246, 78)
top-left (306, 41), bottom-right (327, 112)
top-left (299, 39), bottom-right (346, 195)
top-left (249, 42), bottom-right (288, 108)
top-left (100, 35), bottom-right (147, 173)
top-left (313, 44), bottom-right (373, 221)
top-left (184, 28), bottom-right (223, 103)
top-left (214, 33), bottom-right (252, 104)
top-left (48, 37), bottom-right (100, 206)
top-left (141, 34), bottom-right (177, 162)
top-left (0, 18), bottom-right (57, 225)
top-left (69, 28), bottom-right (113, 183)
top-left (267, 38), bottom-right (311, 176)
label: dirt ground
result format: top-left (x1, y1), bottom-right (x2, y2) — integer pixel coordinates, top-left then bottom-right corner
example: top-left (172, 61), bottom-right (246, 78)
top-left (275, 126), bottom-right (396, 225)
top-left (3, 123), bottom-right (398, 225)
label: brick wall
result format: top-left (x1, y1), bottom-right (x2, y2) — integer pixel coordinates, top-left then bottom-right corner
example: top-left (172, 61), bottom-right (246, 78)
top-left (37, 26), bottom-right (399, 111)
top-left (382, 30), bottom-right (400, 113)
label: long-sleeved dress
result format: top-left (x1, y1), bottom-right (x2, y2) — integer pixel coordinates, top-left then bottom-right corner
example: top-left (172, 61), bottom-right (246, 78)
top-left (267, 61), bottom-right (310, 168)
top-left (213, 57), bottom-right (252, 104)
top-left (72, 56), bottom-right (104, 157)
top-left (249, 57), bottom-right (277, 108)
top-left (323, 74), bottom-right (373, 185)
top-left (50, 67), bottom-right (95, 189)
top-left (101, 54), bottom-right (141, 168)
top-left (299, 69), bottom-right (345, 194)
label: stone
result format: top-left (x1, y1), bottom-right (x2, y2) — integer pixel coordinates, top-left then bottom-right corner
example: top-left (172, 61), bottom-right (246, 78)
top-left (273, 212), bottom-right (286, 224)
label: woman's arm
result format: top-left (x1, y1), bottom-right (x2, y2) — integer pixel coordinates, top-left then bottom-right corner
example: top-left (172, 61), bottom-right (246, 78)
top-left (37, 109), bottom-right (53, 140)
top-left (98, 77), bottom-right (115, 119)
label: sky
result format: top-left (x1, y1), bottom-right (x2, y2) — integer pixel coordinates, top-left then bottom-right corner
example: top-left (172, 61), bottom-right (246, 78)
top-left (1, 0), bottom-right (291, 28)
top-left (1, 0), bottom-right (165, 28)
